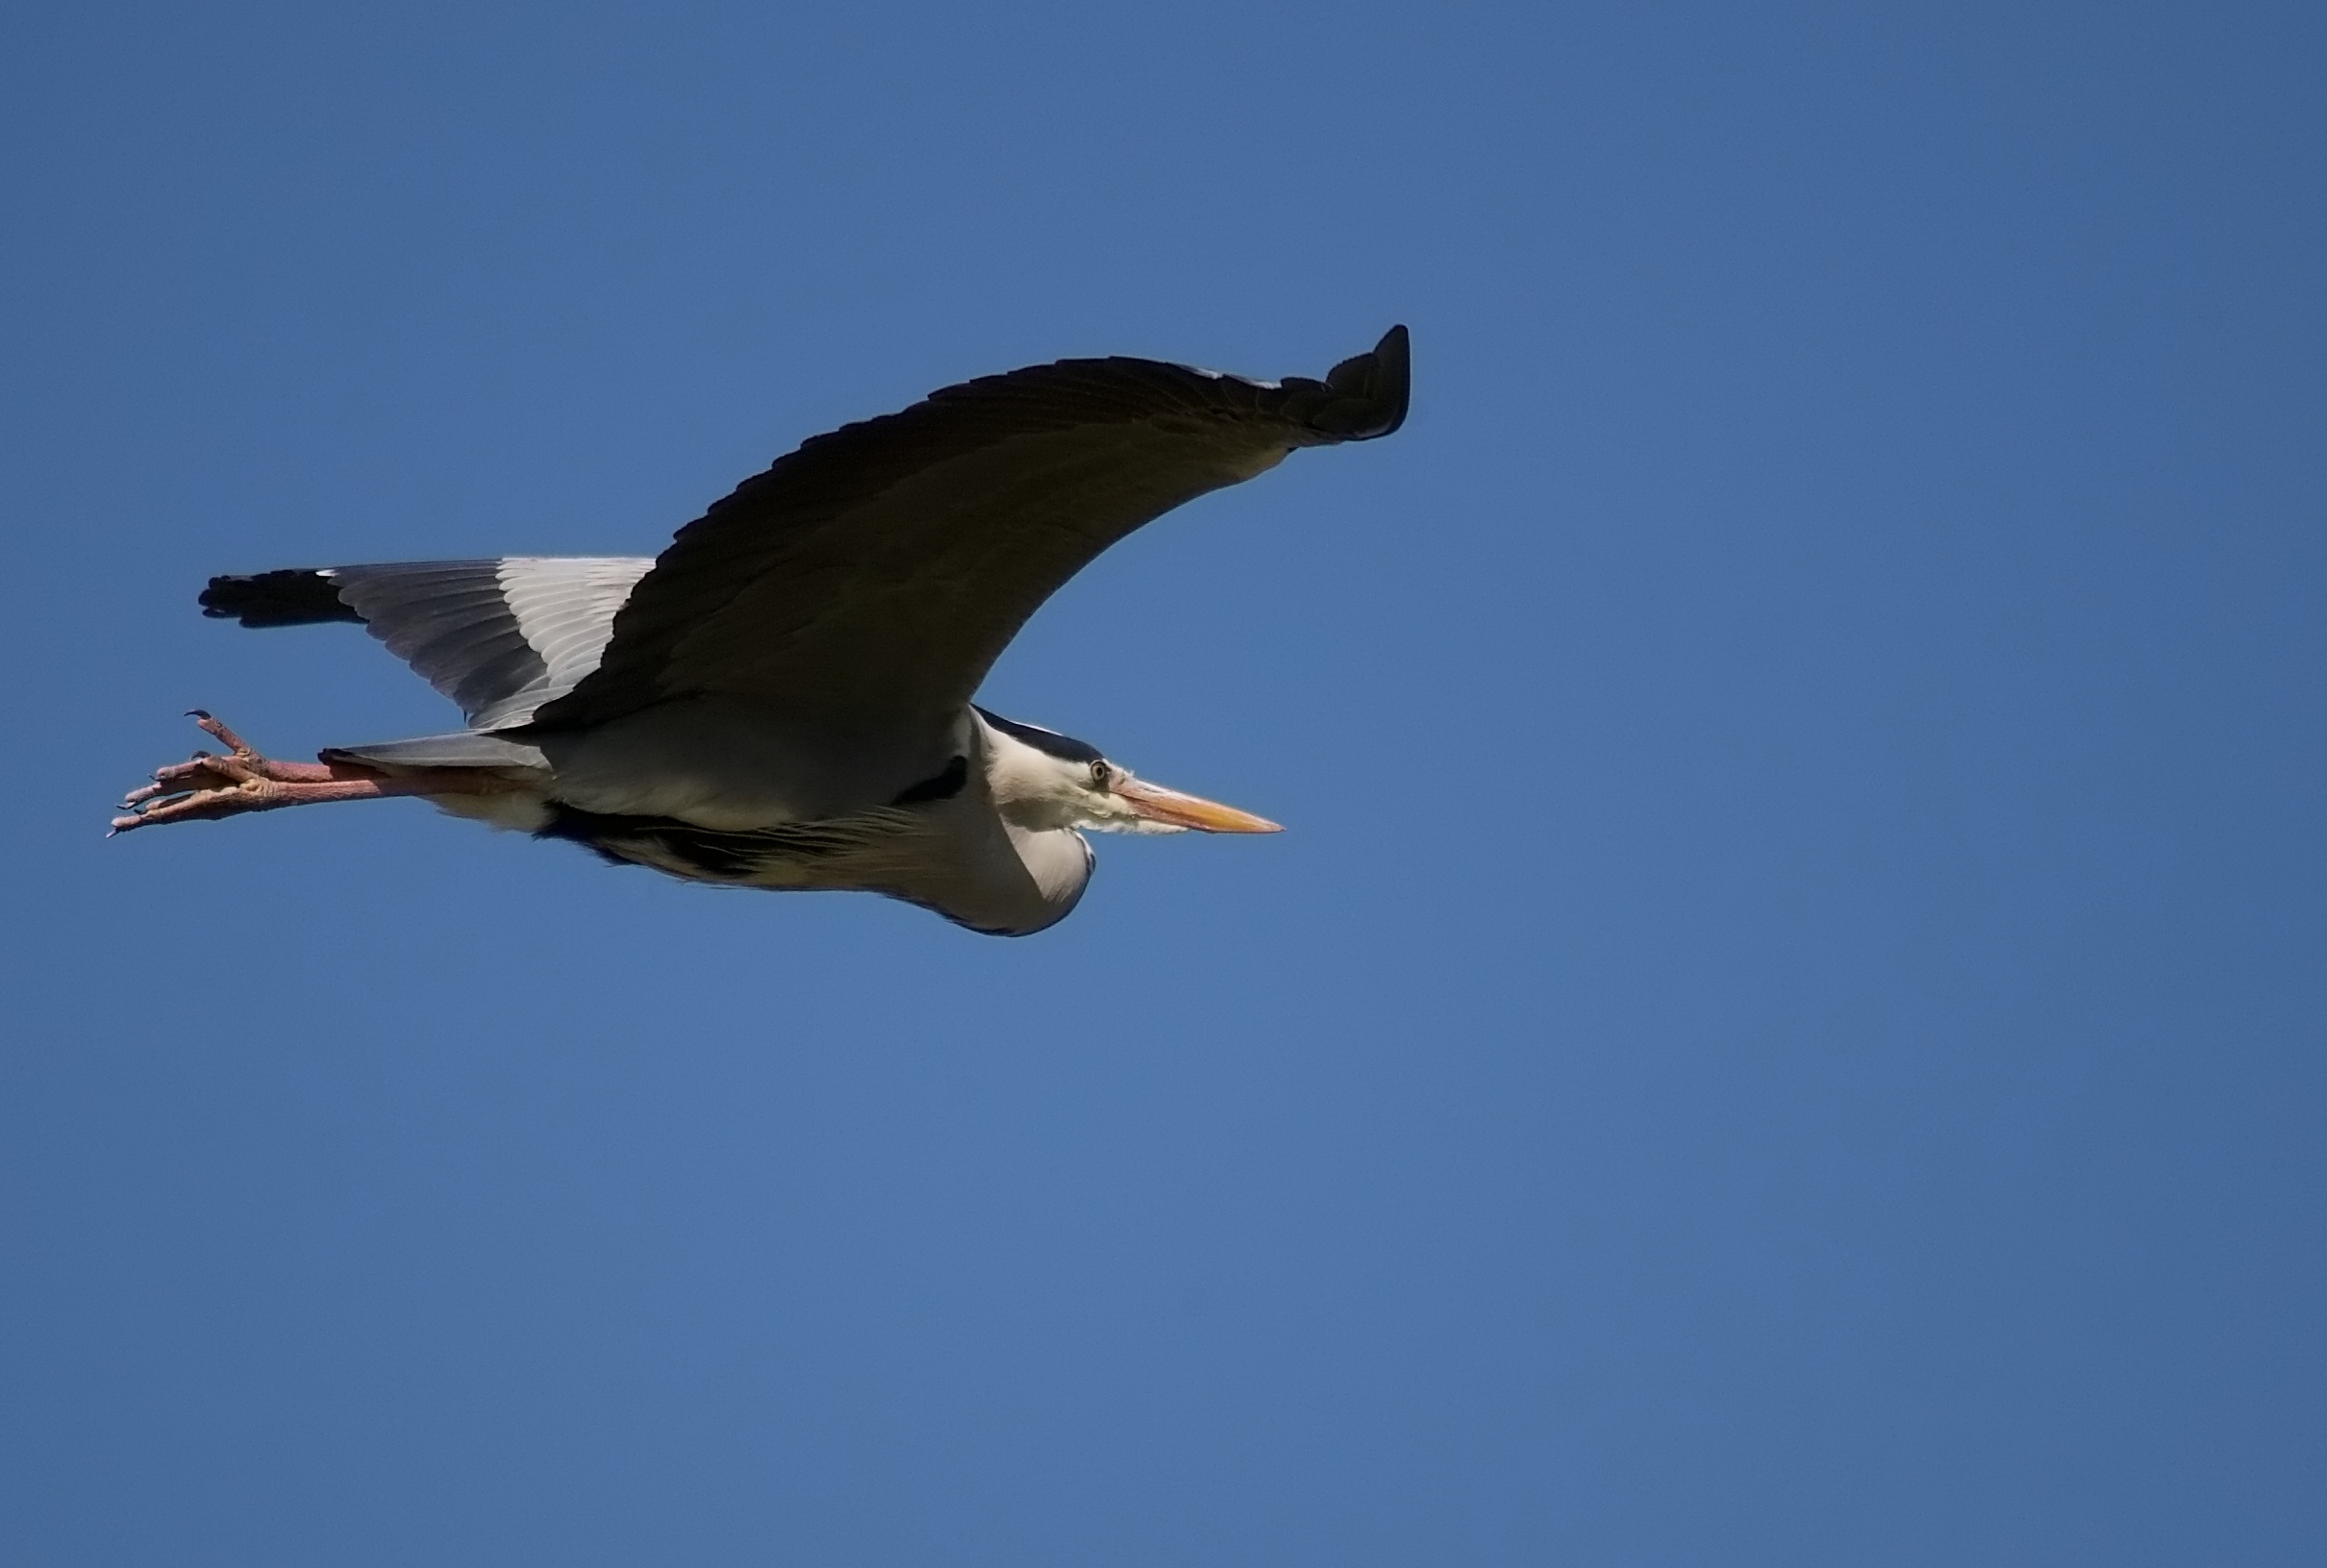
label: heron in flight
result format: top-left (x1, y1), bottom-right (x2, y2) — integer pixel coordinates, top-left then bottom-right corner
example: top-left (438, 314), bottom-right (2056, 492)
top-left (113, 326), bottom-right (1410, 934)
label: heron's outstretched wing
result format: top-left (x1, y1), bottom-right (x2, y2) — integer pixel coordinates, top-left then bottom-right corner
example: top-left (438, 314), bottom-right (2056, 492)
top-left (528, 326), bottom-right (1410, 734)
top-left (201, 557), bottom-right (654, 729)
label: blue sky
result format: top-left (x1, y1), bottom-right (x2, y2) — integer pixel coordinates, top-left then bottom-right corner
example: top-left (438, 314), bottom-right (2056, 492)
top-left (4, 3), bottom-right (2323, 1563)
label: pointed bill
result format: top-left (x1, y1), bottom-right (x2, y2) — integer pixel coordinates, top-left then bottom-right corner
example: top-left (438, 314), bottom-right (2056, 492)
top-left (1113, 776), bottom-right (1282, 834)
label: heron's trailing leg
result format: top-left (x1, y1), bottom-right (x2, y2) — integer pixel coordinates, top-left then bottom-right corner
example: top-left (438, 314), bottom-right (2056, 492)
top-left (111, 711), bottom-right (523, 834)
top-left (131, 710), bottom-right (339, 793)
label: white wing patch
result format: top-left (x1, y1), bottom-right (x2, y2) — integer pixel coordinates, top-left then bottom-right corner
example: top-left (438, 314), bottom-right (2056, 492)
top-left (491, 557), bottom-right (656, 723)
top-left (321, 556), bottom-right (656, 730)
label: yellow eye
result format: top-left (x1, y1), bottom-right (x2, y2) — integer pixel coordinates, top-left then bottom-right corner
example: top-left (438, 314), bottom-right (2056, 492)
top-left (1089, 761), bottom-right (1111, 787)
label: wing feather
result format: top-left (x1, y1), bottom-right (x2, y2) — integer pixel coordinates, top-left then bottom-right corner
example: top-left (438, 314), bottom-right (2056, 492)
top-left (529, 326), bottom-right (1409, 734)
top-left (203, 558), bottom-right (655, 728)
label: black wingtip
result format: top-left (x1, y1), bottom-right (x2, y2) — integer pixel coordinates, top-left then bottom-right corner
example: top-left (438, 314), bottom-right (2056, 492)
top-left (1314, 324), bottom-right (1411, 440)
top-left (199, 569), bottom-right (363, 628)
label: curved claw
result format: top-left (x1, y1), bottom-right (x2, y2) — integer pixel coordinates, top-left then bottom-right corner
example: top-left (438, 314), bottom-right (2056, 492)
top-left (109, 784), bottom-right (261, 833)
top-left (188, 710), bottom-right (259, 759)
top-left (109, 712), bottom-right (318, 834)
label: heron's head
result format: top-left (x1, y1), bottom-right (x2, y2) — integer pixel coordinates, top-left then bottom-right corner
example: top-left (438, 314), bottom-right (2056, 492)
top-left (973, 708), bottom-right (1281, 836)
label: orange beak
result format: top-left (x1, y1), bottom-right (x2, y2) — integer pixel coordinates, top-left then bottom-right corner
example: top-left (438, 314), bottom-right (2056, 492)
top-left (1113, 776), bottom-right (1283, 834)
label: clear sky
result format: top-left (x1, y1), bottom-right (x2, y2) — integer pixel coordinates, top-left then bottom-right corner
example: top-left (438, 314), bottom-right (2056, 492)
top-left (4, 3), bottom-right (2322, 1563)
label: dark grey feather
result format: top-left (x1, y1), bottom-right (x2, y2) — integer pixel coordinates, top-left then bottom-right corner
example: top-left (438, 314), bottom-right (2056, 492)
top-left (201, 569), bottom-right (363, 628)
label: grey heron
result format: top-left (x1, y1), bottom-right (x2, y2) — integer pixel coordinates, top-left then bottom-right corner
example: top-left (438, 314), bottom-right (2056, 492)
top-left (113, 326), bottom-right (1410, 935)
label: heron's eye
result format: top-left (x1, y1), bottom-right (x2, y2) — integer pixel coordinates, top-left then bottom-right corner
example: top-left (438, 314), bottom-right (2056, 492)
top-left (1089, 761), bottom-right (1111, 788)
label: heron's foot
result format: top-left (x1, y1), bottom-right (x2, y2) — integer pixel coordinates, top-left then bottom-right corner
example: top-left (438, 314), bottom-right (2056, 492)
top-left (111, 711), bottom-right (353, 834)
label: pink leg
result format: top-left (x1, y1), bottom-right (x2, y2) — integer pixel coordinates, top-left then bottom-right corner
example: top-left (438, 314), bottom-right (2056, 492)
top-left (112, 711), bottom-right (528, 835)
